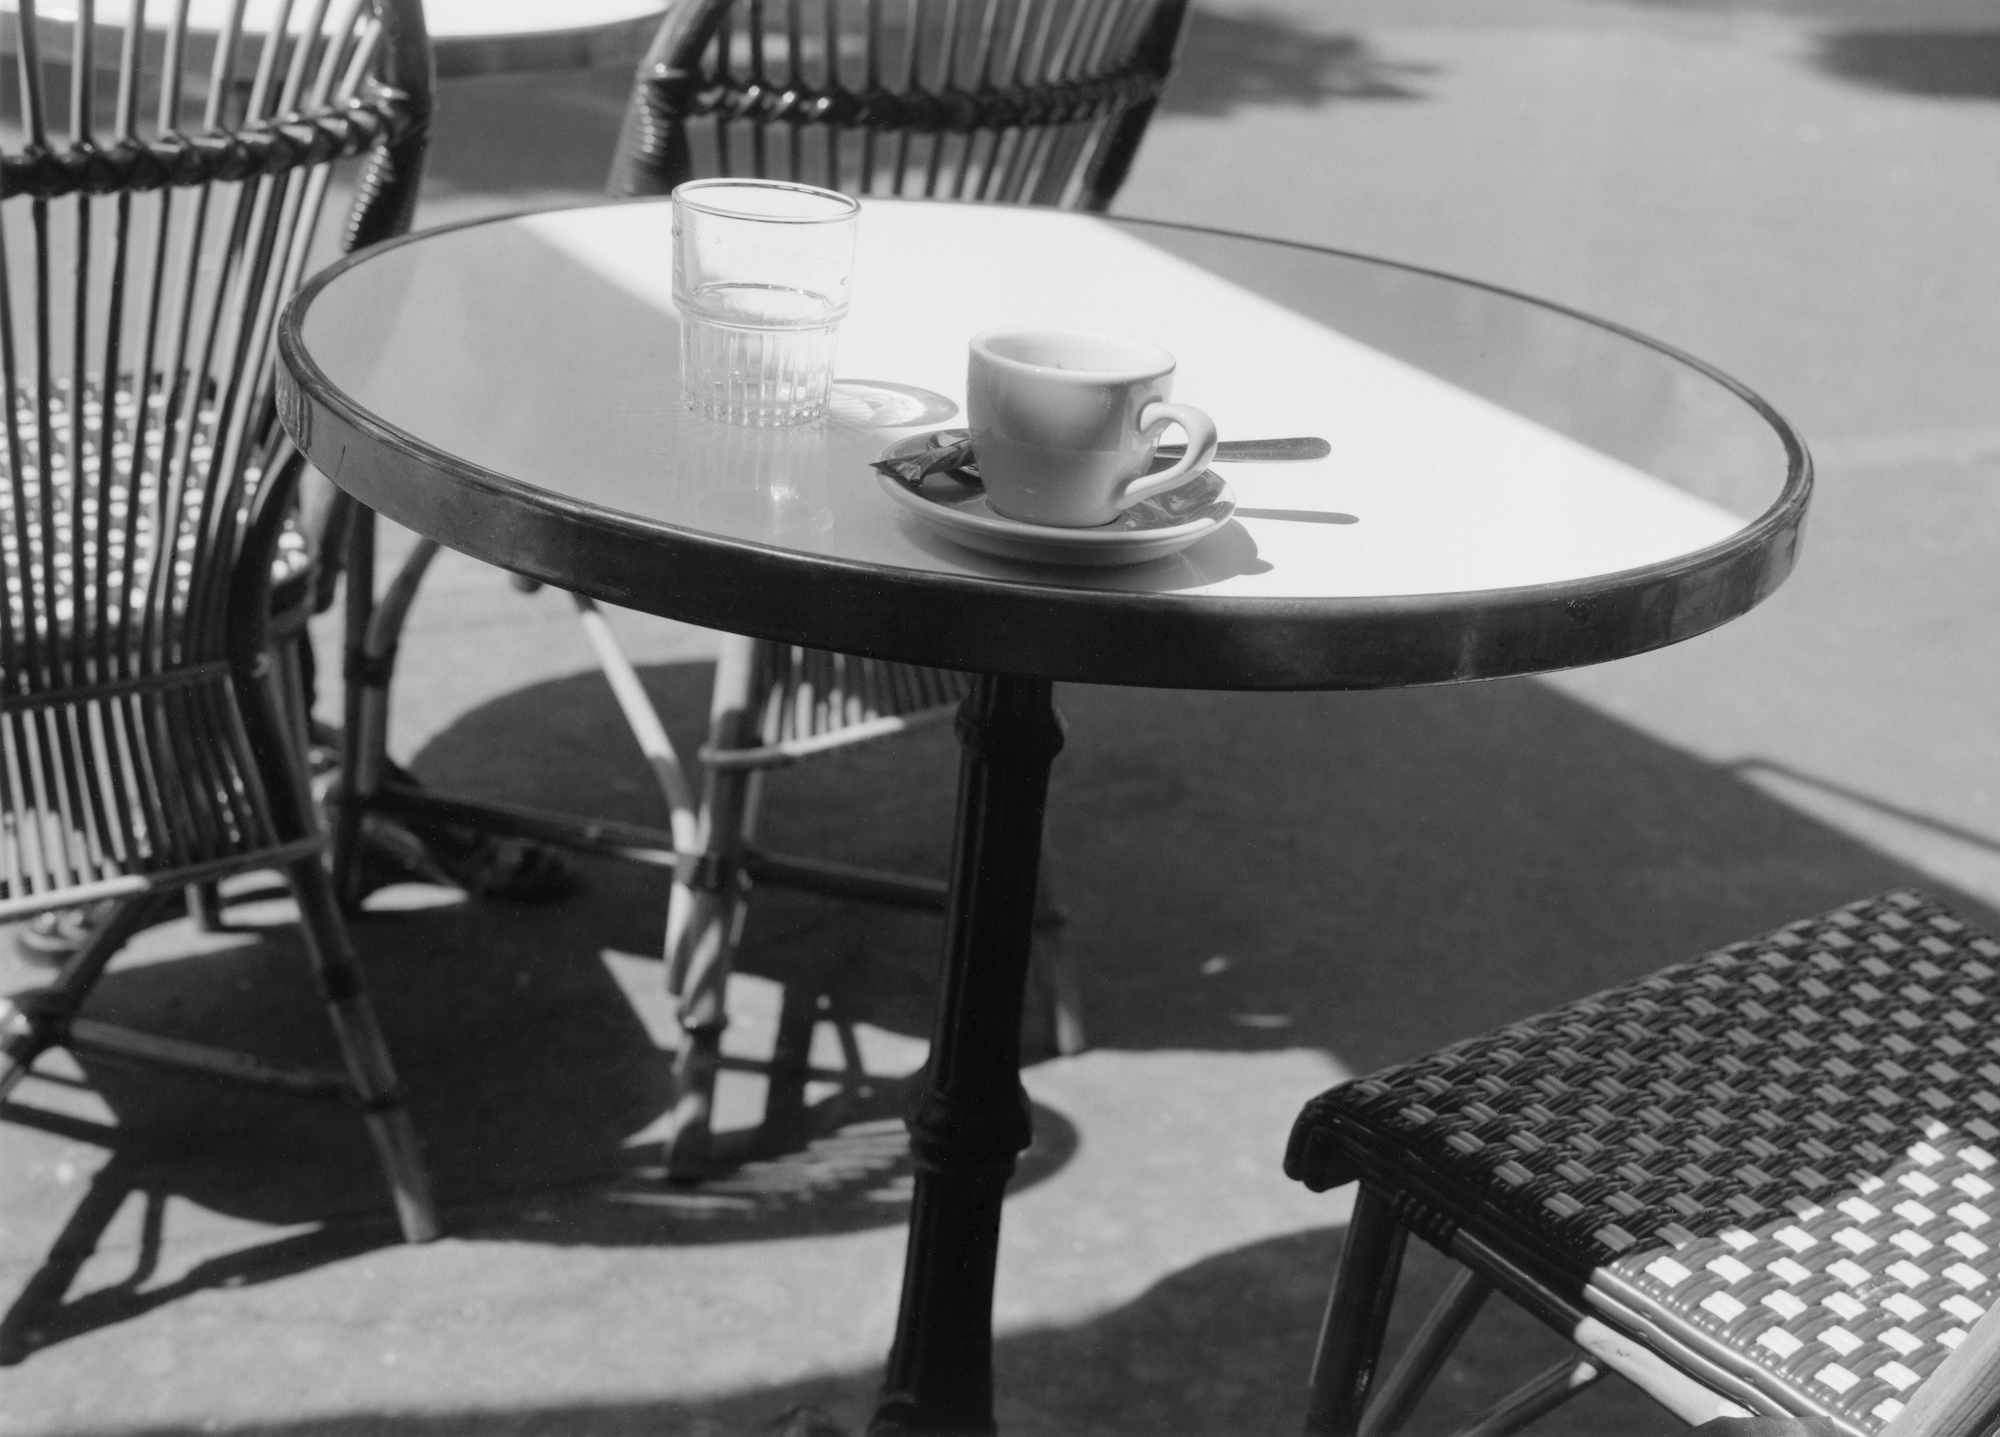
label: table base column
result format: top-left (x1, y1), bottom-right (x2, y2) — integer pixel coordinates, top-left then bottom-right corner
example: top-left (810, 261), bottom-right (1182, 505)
top-left (869, 673), bottom-right (1064, 1437)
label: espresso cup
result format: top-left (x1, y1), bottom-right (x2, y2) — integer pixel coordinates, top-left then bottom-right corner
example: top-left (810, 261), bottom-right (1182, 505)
top-left (966, 329), bottom-right (1220, 528)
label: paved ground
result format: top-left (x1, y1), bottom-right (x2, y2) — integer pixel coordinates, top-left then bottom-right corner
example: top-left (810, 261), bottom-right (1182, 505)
top-left (5, 1), bottom-right (2000, 1433)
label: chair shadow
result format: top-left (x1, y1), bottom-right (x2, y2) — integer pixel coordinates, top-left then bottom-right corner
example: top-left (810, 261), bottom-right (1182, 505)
top-left (1160, 10), bottom-right (1435, 118)
top-left (0, 1062), bottom-right (1077, 1367)
top-left (1811, 30), bottom-right (2000, 101)
top-left (0, 656), bottom-right (1078, 1361)
top-left (0, 1144), bottom-right (390, 1367)
top-left (0, 901), bottom-right (1078, 1361)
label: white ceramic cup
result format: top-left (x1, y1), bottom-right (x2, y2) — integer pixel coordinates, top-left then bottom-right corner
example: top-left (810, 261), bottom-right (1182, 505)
top-left (966, 329), bottom-right (1220, 528)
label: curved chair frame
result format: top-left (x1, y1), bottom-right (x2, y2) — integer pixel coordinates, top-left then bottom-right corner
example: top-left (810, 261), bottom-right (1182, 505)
top-left (0, 0), bottom-right (436, 1245)
top-left (610, 0), bottom-right (1191, 211)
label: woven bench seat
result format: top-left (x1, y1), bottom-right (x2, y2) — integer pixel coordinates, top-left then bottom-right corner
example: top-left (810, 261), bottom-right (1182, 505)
top-left (1287, 890), bottom-right (2000, 1437)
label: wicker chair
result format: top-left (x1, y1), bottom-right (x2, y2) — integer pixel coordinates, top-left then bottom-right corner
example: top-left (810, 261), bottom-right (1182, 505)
top-left (0, 0), bottom-right (437, 1244)
top-left (1286, 890), bottom-right (2000, 1437)
top-left (332, 0), bottom-right (1192, 1177)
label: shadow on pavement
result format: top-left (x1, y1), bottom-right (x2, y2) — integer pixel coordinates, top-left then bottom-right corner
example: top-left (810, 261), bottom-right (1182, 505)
top-left (1813, 30), bottom-right (2000, 100)
top-left (38, 1227), bottom-right (1684, 1437)
top-left (1161, 10), bottom-right (1435, 117)
top-left (386, 655), bottom-right (2000, 1076)
top-left (7, 659), bottom-right (1996, 1384)
top-left (0, 655), bottom-right (1077, 1362)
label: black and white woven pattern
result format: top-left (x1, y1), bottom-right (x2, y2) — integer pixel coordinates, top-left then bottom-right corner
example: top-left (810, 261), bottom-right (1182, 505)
top-left (1289, 890), bottom-right (2000, 1433)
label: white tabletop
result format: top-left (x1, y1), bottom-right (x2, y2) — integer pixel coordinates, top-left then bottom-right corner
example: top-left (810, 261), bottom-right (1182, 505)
top-left (306, 200), bottom-right (1774, 600)
top-left (282, 199), bottom-right (1808, 688)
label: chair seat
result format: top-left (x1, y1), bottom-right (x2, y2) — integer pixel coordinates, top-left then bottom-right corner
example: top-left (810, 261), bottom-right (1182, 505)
top-left (1, 378), bottom-right (308, 649)
top-left (703, 642), bottom-right (973, 770)
top-left (1287, 890), bottom-right (2000, 1433)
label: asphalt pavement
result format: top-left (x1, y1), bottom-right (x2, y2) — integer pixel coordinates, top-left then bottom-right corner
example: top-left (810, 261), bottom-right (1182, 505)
top-left (4, 2), bottom-right (1998, 1433)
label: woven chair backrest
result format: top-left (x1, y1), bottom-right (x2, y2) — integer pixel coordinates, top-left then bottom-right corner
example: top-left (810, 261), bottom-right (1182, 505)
top-left (608, 0), bottom-right (1191, 211)
top-left (0, 0), bottom-right (428, 908)
top-left (0, 0), bottom-right (429, 701)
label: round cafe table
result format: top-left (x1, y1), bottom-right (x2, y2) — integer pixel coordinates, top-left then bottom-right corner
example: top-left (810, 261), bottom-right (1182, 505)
top-left (275, 197), bottom-right (1810, 1435)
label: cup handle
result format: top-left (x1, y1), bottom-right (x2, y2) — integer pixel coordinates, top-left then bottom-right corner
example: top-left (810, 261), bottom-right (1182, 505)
top-left (1117, 402), bottom-right (1220, 509)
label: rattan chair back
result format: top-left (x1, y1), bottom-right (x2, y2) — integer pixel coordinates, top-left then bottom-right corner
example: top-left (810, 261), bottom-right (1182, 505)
top-left (607, 0), bottom-right (1190, 210)
top-left (0, 0), bottom-right (429, 917)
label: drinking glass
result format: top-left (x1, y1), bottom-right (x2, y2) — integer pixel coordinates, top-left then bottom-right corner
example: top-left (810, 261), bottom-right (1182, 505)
top-left (671, 179), bottom-right (861, 427)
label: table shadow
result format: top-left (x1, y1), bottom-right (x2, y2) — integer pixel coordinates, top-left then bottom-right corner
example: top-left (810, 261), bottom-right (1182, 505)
top-left (398, 657), bottom-right (2000, 1074)
top-left (889, 513), bottom-right (1272, 590)
top-left (1813, 29), bottom-right (2000, 100)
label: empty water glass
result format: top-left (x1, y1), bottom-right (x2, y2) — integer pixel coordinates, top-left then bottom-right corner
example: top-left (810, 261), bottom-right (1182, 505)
top-left (671, 179), bottom-right (861, 427)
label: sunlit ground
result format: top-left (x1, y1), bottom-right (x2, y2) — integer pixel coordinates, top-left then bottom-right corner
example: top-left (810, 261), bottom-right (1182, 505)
top-left (6, 1), bottom-right (2000, 1432)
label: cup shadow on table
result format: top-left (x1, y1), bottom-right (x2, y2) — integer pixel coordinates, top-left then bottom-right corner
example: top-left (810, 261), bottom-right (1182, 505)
top-left (6, 656), bottom-right (1995, 1382)
top-left (891, 513), bottom-right (1276, 586)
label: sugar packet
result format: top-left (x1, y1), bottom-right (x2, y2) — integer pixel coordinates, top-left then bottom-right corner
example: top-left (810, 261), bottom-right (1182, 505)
top-left (873, 434), bottom-right (979, 488)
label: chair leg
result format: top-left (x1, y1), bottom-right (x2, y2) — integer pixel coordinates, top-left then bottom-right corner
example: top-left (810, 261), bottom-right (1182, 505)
top-left (1029, 850), bottom-right (1086, 1056)
top-left (285, 856), bottom-right (439, 1243)
top-left (332, 506), bottom-right (377, 909)
top-left (759, 979), bottom-right (822, 1143)
top-left (186, 881), bottom-right (225, 932)
top-left (660, 767), bottom-right (756, 1180)
top-left (1360, 1267), bottom-right (1493, 1437)
top-left (273, 625), bottom-right (316, 777)
top-left (333, 514), bottom-right (441, 911)
top-left (659, 634), bottom-right (764, 1181)
top-left (1306, 1184), bottom-right (1411, 1436)
top-left (1453, 1356), bottom-right (1603, 1437)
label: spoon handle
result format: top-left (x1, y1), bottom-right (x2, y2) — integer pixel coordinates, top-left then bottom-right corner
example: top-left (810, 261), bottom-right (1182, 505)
top-left (1161, 436), bottom-right (1331, 462)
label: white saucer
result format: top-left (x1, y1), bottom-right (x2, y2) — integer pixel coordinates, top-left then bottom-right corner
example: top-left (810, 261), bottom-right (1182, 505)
top-left (874, 431), bottom-right (1236, 569)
